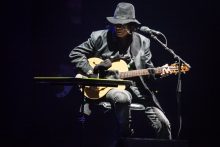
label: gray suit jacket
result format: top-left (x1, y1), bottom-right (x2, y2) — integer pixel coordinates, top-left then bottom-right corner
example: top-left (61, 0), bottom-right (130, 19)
top-left (69, 29), bottom-right (162, 110)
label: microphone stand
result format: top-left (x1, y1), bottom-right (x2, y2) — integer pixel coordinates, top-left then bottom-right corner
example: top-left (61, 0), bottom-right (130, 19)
top-left (149, 32), bottom-right (191, 139)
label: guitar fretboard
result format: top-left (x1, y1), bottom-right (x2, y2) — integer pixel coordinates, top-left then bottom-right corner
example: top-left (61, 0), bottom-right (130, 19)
top-left (119, 67), bottom-right (162, 79)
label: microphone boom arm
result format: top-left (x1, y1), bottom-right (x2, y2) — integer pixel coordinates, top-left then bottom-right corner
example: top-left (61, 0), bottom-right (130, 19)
top-left (150, 33), bottom-right (191, 68)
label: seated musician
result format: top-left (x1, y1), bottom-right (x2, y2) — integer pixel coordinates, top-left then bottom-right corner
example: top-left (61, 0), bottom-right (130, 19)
top-left (69, 2), bottom-right (172, 141)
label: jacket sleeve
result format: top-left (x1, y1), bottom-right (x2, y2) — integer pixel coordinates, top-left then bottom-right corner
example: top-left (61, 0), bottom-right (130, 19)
top-left (69, 32), bottom-right (97, 75)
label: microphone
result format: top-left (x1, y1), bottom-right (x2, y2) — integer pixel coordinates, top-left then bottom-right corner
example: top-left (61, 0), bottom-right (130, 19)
top-left (139, 26), bottom-right (161, 35)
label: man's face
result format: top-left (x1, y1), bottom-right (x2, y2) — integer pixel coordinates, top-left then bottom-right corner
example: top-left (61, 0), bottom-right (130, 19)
top-left (114, 24), bottom-right (130, 38)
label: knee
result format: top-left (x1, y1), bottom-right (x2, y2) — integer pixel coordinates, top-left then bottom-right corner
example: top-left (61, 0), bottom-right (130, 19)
top-left (106, 90), bottom-right (132, 104)
top-left (114, 91), bottom-right (132, 104)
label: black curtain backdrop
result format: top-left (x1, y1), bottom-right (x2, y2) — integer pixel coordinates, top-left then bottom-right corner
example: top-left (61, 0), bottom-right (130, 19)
top-left (2, 0), bottom-right (219, 146)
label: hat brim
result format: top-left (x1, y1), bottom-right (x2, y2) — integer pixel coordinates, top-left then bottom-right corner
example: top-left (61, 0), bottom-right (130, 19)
top-left (106, 17), bottom-right (141, 25)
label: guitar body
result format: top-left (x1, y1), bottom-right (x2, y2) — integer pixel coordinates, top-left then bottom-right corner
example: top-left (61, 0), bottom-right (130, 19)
top-left (84, 57), bottom-right (128, 99)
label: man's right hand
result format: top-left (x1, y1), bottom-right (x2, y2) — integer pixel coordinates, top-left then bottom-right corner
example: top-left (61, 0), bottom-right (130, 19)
top-left (93, 59), bottom-right (112, 74)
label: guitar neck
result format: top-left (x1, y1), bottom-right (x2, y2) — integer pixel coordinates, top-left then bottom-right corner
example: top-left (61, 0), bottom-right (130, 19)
top-left (87, 57), bottom-right (189, 80)
top-left (119, 67), bottom-right (162, 79)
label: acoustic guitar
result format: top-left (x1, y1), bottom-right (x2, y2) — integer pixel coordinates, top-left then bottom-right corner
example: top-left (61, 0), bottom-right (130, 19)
top-left (77, 57), bottom-right (189, 99)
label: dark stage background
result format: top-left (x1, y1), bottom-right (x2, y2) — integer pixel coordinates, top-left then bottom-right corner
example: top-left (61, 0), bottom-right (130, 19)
top-left (2, 0), bottom-right (219, 146)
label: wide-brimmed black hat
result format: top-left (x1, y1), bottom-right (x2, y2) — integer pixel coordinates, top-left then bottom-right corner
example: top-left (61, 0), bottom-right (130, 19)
top-left (106, 2), bottom-right (141, 25)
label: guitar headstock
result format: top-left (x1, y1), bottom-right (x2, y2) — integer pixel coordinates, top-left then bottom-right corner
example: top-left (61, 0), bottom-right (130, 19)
top-left (169, 63), bottom-right (190, 74)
